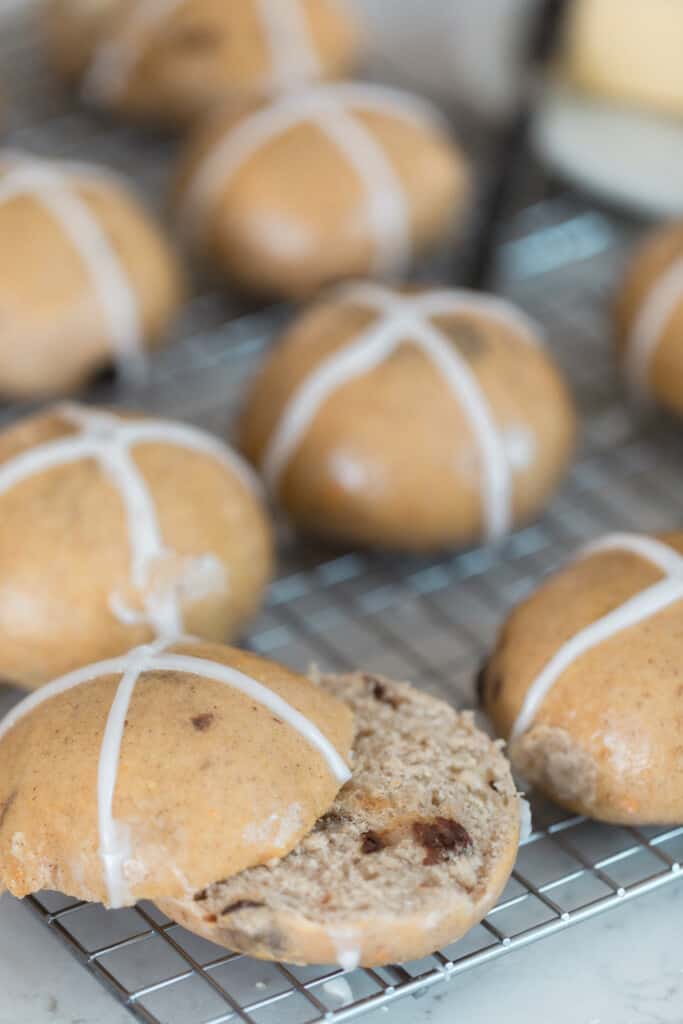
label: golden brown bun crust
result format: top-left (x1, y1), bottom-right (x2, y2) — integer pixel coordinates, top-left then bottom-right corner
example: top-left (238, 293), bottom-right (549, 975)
top-left (0, 642), bottom-right (353, 906)
top-left (614, 220), bottom-right (683, 416)
top-left (238, 287), bottom-right (577, 550)
top-left (173, 101), bottom-right (469, 300)
top-left (44, 0), bottom-right (361, 126)
top-left (159, 672), bottom-right (520, 967)
top-left (0, 407), bottom-right (273, 689)
top-left (0, 164), bottom-right (184, 399)
top-left (480, 532), bottom-right (683, 824)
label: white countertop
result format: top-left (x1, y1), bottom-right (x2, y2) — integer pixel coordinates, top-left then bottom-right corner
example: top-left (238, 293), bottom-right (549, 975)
top-left (2, 879), bottom-right (682, 1024)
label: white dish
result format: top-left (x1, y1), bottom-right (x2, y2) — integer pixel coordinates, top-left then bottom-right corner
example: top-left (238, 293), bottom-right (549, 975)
top-left (532, 82), bottom-right (683, 219)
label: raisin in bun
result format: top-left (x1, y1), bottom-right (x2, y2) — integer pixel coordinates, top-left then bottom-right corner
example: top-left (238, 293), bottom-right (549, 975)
top-left (173, 84), bottom-right (469, 300)
top-left (480, 531), bottom-right (683, 824)
top-left (238, 283), bottom-right (577, 551)
top-left (0, 404), bottom-right (273, 689)
top-left (614, 219), bottom-right (683, 414)
top-left (159, 672), bottom-right (522, 968)
top-left (0, 642), bottom-right (352, 907)
top-left (0, 151), bottom-right (183, 399)
top-left (45, 0), bottom-right (360, 126)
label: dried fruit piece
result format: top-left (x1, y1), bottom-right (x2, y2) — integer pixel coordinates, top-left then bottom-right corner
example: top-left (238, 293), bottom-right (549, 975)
top-left (221, 900), bottom-right (265, 916)
top-left (361, 831), bottom-right (385, 854)
top-left (413, 818), bottom-right (472, 865)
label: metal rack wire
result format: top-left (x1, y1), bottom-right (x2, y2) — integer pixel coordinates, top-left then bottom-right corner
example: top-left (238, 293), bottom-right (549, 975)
top-left (3, 7), bottom-right (683, 1024)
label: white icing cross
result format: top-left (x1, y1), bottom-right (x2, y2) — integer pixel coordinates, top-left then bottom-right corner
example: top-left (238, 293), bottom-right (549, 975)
top-left (83, 0), bottom-right (192, 105)
top-left (179, 83), bottom-right (451, 276)
top-left (510, 532), bottom-right (683, 740)
top-left (0, 640), bottom-right (351, 907)
top-left (0, 152), bottom-right (146, 385)
top-left (626, 253), bottom-right (683, 404)
top-left (83, 0), bottom-right (320, 105)
top-left (263, 283), bottom-right (544, 541)
top-left (0, 403), bottom-right (259, 639)
top-left (254, 0), bottom-right (321, 91)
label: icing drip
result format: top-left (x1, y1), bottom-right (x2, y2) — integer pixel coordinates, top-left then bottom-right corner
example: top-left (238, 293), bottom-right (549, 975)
top-left (0, 155), bottom-right (145, 384)
top-left (518, 796), bottom-right (533, 844)
top-left (510, 533), bottom-right (683, 740)
top-left (255, 0), bottom-right (320, 92)
top-left (179, 83), bottom-right (449, 276)
top-left (0, 403), bottom-right (259, 639)
top-left (0, 643), bottom-right (350, 907)
top-left (263, 284), bottom-right (543, 541)
top-left (328, 925), bottom-right (361, 971)
top-left (625, 254), bottom-right (683, 404)
top-left (322, 975), bottom-right (353, 1006)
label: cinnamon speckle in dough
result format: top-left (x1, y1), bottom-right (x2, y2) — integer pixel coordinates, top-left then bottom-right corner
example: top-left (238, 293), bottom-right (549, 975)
top-left (191, 713), bottom-right (215, 732)
top-left (314, 810), bottom-right (349, 832)
top-left (169, 24), bottom-right (220, 53)
top-left (362, 674), bottom-right (401, 709)
top-left (0, 791), bottom-right (17, 830)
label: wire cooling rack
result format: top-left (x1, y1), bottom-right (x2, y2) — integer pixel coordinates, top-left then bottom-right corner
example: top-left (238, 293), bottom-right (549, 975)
top-left (3, 6), bottom-right (683, 1024)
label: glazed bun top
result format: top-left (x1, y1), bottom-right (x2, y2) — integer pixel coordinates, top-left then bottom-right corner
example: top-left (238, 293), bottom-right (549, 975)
top-left (0, 150), bottom-right (183, 398)
top-left (45, 0), bottom-right (361, 125)
top-left (238, 282), bottom-right (577, 549)
top-left (482, 531), bottom-right (683, 822)
top-left (614, 219), bottom-right (683, 414)
top-left (0, 641), bottom-right (353, 908)
top-left (0, 403), bottom-right (274, 689)
top-left (173, 84), bottom-right (468, 299)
